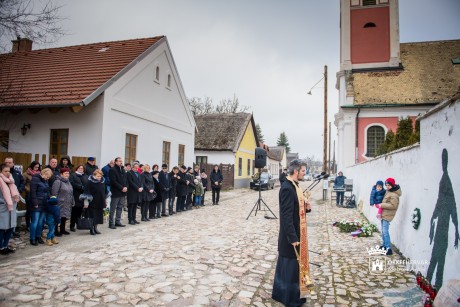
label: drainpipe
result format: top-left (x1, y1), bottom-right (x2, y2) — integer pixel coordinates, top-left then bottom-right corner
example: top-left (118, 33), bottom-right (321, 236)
top-left (355, 107), bottom-right (361, 164)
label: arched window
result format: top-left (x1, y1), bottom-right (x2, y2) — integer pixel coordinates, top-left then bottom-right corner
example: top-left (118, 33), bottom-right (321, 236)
top-left (167, 74), bottom-right (171, 87)
top-left (155, 66), bottom-right (160, 81)
top-left (364, 22), bottom-right (376, 28)
top-left (367, 125), bottom-right (385, 157)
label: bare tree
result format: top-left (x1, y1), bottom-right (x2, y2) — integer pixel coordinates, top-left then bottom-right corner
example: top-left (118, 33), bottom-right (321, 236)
top-left (188, 94), bottom-right (250, 115)
top-left (215, 94), bottom-right (249, 114)
top-left (0, 0), bottom-right (65, 51)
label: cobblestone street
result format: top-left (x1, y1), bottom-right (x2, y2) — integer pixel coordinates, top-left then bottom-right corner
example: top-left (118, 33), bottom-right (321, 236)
top-left (0, 182), bottom-right (423, 306)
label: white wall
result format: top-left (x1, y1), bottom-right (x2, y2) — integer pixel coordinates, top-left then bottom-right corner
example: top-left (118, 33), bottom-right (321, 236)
top-left (194, 150), bottom-right (234, 165)
top-left (2, 97), bottom-right (104, 160)
top-left (344, 98), bottom-right (460, 286)
top-left (101, 40), bottom-right (195, 166)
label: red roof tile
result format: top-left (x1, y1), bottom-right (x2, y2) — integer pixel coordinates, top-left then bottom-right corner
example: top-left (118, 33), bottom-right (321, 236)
top-left (0, 36), bottom-right (164, 108)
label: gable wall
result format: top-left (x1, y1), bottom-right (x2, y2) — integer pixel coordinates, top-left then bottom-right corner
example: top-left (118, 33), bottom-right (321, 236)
top-left (234, 122), bottom-right (257, 188)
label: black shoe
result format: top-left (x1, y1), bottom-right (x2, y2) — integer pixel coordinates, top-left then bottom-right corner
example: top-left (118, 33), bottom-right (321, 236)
top-left (109, 224), bottom-right (117, 229)
top-left (216, 203), bottom-right (219, 205)
top-left (36, 237), bottom-right (45, 244)
top-left (90, 227), bottom-right (96, 235)
top-left (129, 221), bottom-right (136, 225)
top-left (386, 248), bottom-right (393, 256)
top-left (94, 228), bottom-right (101, 235)
top-left (115, 222), bottom-right (126, 227)
top-left (55, 232), bottom-right (62, 237)
top-left (134, 220), bottom-right (140, 224)
top-left (30, 239), bottom-right (38, 246)
top-left (12, 232), bottom-right (20, 238)
top-left (145, 218), bottom-right (151, 221)
top-left (4, 247), bottom-right (15, 254)
top-left (70, 227), bottom-right (76, 232)
top-left (141, 217), bottom-right (146, 222)
top-left (62, 230), bottom-right (70, 235)
top-left (156, 216), bottom-right (161, 219)
top-left (161, 214), bottom-right (167, 217)
top-left (0, 249), bottom-right (9, 255)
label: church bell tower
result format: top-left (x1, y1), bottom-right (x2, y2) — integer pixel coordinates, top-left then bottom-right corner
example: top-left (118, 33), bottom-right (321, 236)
top-left (340, 0), bottom-right (400, 70)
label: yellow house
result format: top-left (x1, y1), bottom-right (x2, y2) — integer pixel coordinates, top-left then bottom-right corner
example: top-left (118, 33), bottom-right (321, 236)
top-left (194, 113), bottom-right (259, 188)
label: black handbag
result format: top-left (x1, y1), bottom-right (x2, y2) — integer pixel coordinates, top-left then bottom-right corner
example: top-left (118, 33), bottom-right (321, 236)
top-left (77, 209), bottom-right (94, 230)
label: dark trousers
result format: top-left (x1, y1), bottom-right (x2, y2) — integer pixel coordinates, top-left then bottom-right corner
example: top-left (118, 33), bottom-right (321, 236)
top-left (141, 202), bottom-right (149, 219)
top-left (168, 196), bottom-right (176, 214)
top-left (70, 206), bottom-right (83, 228)
top-left (202, 189), bottom-right (206, 205)
top-left (161, 197), bottom-right (168, 215)
top-left (186, 193), bottom-right (193, 209)
top-left (176, 196), bottom-right (186, 211)
top-left (212, 188), bottom-right (220, 204)
top-left (0, 228), bottom-right (13, 249)
top-left (128, 203), bottom-right (138, 222)
top-left (148, 201), bottom-right (155, 218)
top-left (336, 191), bottom-right (344, 205)
top-left (55, 217), bottom-right (67, 235)
top-left (154, 202), bottom-right (161, 217)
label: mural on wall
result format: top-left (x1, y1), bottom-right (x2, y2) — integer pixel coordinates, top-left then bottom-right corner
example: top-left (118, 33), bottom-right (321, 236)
top-left (427, 148), bottom-right (459, 289)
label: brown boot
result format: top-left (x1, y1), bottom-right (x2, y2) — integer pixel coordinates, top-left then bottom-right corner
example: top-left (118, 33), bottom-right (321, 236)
top-left (45, 239), bottom-right (53, 246)
top-left (51, 237), bottom-right (59, 244)
top-left (41, 231), bottom-right (46, 239)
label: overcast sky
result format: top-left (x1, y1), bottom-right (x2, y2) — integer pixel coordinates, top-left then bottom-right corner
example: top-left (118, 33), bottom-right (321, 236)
top-left (39, 0), bottom-right (460, 160)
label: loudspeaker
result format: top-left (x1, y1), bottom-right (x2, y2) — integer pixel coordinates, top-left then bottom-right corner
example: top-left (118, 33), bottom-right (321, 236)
top-left (254, 147), bottom-right (267, 168)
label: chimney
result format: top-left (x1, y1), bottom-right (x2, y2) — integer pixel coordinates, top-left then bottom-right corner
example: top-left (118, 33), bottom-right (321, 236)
top-left (11, 37), bottom-right (33, 53)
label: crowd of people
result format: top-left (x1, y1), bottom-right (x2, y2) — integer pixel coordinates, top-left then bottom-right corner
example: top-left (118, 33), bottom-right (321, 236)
top-left (0, 156), bottom-right (224, 255)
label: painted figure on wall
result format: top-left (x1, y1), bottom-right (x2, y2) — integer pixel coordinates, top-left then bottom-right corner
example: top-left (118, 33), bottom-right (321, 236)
top-left (427, 148), bottom-right (459, 289)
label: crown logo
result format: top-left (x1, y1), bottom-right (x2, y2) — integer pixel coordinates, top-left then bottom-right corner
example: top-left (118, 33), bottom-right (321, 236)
top-left (367, 245), bottom-right (388, 256)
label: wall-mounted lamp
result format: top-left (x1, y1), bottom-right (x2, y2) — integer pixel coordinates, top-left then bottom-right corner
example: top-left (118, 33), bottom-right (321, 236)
top-left (21, 123), bottom-right (31, 136)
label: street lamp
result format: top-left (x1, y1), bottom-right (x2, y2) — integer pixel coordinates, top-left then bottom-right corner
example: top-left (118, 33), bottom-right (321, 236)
top-left (307, 65), bottom-right (328, 173)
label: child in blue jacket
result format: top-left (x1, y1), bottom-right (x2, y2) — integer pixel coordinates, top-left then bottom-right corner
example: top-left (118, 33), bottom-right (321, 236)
top-left (370, 180), bottom-right (385, 219)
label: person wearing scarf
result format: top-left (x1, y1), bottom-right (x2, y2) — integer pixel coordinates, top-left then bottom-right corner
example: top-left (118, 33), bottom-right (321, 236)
top-left (272, 159), bottom-right (313, 306)
top-left (0, 163), bottom-right (20, 255)
top-left (69, 165), bottom-right (89, 232)
top-left (22, 161), bottom-right (41, 231)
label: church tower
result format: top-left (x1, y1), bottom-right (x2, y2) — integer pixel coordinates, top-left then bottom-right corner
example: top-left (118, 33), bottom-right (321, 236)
top-left (340, 0), bottom-right (400, 70)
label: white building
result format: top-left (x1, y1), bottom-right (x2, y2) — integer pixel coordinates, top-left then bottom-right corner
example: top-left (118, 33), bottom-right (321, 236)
top-left (0, 37), bottom-right (196, 167)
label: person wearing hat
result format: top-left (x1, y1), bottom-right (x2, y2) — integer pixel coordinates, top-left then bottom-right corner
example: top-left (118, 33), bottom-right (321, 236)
top-left (159, 164), bottom-right (171, 216)
top-left (185, 167), bottom-right (196, 210)
top-left (374, 177), bottom-right (401, 255)
top-left (175, 166), bottom-right (188, 212)
top-left (369, 180), bottom-right (385, 219)
top-left (84, 157), bottom-right (99, 177)
top-left (51, 167), bottom-right (75, 237)
top-left (168, 166), bottom-right (180, 215)
top-left (200, 169), bottom-right (208, 206)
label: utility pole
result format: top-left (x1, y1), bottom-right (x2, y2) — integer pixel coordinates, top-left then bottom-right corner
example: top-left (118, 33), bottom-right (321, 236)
top-left (322, 65), bottom-right (328, 173)
top-left (328, 121), bottom-right (331, 174)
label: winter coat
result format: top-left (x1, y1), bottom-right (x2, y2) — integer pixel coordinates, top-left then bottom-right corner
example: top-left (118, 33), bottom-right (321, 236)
top-left (169, 171), bottom-right (178, 198)
top-left (10, 167), bottom-right (25, 194)
top-left (29, 174), bottom-right (50, 212)
top-left (159, 170), bottom-right (171, 199)
top-left (334, 175), bottom-right (346, 188)
top-left (278, 179), bottom-right (301, 259)
top-left (84, 162), bottom-right (98, 177)
top-left (153, 177), bottom-right (163, 203)
top-left (175, 171), bottom-right (188, 197)
top-left (58, 155), bottom-right (74, 172)
top-left (201, 174), bottom-right (208, 191)
top-left (141, 172), bottom-right (156, 202)
top-left (194, 182), bottom-right (204, 196)
top-left (380, 185), bottom-right (402, 222)
top-left (69, 172), bottom-right (89, 207)
top-left (210, 170), bottom-right (223, 190)
top-left (186, 173), bottom-right (196, 194)
top-left (127, 170), bottom-right (144, 204)
top-left (101, 164), bottom-right (112, 187)
top-left (51, 176), bottom-right (75, 219)
top-left (44, 165), bottom-right (60, 188)
top-left (84, 176), bottom-right (107, 209)
top-left (0, 182), bottom-right (17, 229)
top-left (369, 185), bottom-right (386, 206)
top-left (23, 172), bottom-right (33, 197)
top-left (109, 165), bottom-right (128, 198)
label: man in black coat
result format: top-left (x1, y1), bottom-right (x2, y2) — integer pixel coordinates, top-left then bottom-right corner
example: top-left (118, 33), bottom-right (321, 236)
top-left (272, 159), bottom-right (308, 307)
top-left (84, 157), bottom-right (98, 176)
top-left (168, 166), bottom-right (179, 215)
top-left (159, 164), bottom-right (171, 216)
top-left (185, 167), bottom-right (196, 210)
top-left (108, 157), bottom-right (128, 229)
top-left (175, 166), bottom-right (188, 212)
top-left (126, 162), bottom-right (143, 225)
top-left (279, 168), bottom-right (287, 185)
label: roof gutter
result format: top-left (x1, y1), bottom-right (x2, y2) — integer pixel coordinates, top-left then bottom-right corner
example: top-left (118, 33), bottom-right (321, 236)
top-left (81, 36), bottom-right (166, 107)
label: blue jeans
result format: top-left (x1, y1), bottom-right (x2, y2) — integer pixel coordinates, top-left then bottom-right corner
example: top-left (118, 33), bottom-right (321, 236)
top-left (46, 213), bottom-right (56, 240)
top-left (336, 191), bottom-right (344, 205)
top-left (381, 219), bottom-right (391, 249)
top-left (0, 228), bottom-right (13, 249)
top-left (195, 196), bottom-right (202, 206)
top-left (30, 211), bottom-right (46, 240)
